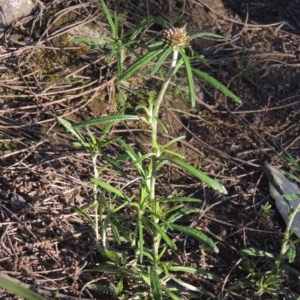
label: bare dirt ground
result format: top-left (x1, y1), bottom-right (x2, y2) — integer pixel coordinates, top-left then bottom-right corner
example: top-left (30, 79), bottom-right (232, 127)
top-left (0, 0), bottom-right (299, 299)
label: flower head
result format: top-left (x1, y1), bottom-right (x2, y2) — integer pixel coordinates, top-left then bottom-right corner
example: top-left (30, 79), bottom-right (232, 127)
top-left (162, 26), bottom-right (190, 50)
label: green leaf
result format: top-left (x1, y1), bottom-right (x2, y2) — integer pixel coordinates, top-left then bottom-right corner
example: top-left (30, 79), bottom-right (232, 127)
top-left (163, 156), bottom-right (227, 194)
top-left (171, 224), bottom-right (219, 253)
top-left (150, 221), bottom-right (177, 250)
top-left (171, 277), bottom-right (202, 293)
top-left (180, 50), bottom-right (195, 107)
top-left (90, 264), bottom-right (137, 276)
top-left (117, 139), bottom-right (146, 177)
top-left (58, 117), bottom-right (85, 144)
top-left (161, 135), bottom-right (186, 151)
top-left (190, 32), bottom-right (225, 41)
top-left (168, 266), bottom-right (220, 281)
top-left (91, 178), bottom-right (125, 198)
top-left (72, 205), bottom-right (94, 224)
top-left (239, 247), bottom-right (275, 258)
top-left (151, 46), bottom-right (173, 76)
top-left (0, 273), bottom-right (47, 300)
top-left (153, 197), bottom-right (202, 204)
top-left (128, 18), bottom-right (154, 41)
top-left (111, 222), bottom-right (122, 245)
top-left (116, 279), bottom-right (123, 294)
top-left (171, 277), bottom-right (216, 298)
top-left (167, 207), bottom-right (202, 224)
top-left (192, 68), bottom-right (241, 103)
top-left (74, 114), bottom-right (140, 128)
top-left (150, 267), bottom-right (163, 300)
top-left (99, 0), bottom-right (117, 38)
top-left (118, 48), bottom-right (164, 81)
top-left (105, 249), bottom-right (126, 263)
top-left (286, 243), bottom-right (297, 263)
top-left (284, 152), bottom-right (300, 171)
top-left (164, 289), bottom-right (181, 300)
top-left (138, 212), bottom-right (144, 263)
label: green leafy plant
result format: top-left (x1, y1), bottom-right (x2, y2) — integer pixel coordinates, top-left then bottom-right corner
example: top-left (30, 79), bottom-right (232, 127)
top-left (58, 1), bottom-right (243, 298)
top-left (231, 154), bottom-right (300, 299)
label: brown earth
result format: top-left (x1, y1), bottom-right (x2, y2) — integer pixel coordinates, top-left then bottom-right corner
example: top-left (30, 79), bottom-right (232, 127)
top-left (0, 0), bottom-right (299, 299)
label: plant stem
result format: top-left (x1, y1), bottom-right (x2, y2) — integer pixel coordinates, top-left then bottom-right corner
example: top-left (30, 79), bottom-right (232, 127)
top-left (150, 49), bottom-right (179, 261)
top-left (92, 154), bottom-right (100, 243)
top-left (276, 201), bottom-right (300, 270)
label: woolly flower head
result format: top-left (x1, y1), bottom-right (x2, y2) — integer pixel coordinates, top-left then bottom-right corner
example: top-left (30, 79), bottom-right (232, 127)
top-left (162, 27), bottom-right (190, 50)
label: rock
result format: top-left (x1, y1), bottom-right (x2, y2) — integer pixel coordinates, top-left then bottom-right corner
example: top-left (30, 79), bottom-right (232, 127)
top-left (0, 0), bottom-right (36, 26)
top-left (265, 162), bottom-right (300, 238)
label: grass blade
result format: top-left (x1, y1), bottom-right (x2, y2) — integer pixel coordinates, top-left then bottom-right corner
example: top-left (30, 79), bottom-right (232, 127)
top-left (151, 46), bottom-right (173, 76)
top-left (168, 266), bottom-right (220, 281)
top-left (192, 68), bottom-right (241, 103)
top-left (92, 178), bottom-right (125, 198)
top-left (153, 197), bottom-right (202, 204)
top-left (72, 205), bottom-right (94, 224)
top-left (99, 0), bottom-right (117, 38)
top-left (150, 221), bottom-right (177, 250)
top-left (167, 207), bottom-right (202, 224)
top-left (118, 139), bottom-right (146, 177)
top-left (180, 50), bottom-right (195, 107)
top-left (150, 267), bottom-right (163, 300)
top-left (118, 48), bottom-right (164, 81)
top-left (58, 117), bottom-right (85, 144)
top-left (163, 156), bottom-right (227, 194)
top-left (74, 114), bottom-right (140, 128)
top-left (190, 32), bottom-right (225, 40)
top-left (239, 247), bottom-right (275, 258)
top-left (0, 273), bottom-right (47, 300)
top-left (164, 289), bottom-right (181, 300)
top-left (171, 224), bottom-right (219, 253)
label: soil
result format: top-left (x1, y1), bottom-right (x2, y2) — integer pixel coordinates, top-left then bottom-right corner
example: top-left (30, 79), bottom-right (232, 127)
top-left (0, 0), bottom-right (299, 299)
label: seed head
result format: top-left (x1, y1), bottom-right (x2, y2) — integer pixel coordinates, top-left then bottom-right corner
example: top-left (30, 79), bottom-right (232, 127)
top-left (162, 27), bottom-right (190, 50)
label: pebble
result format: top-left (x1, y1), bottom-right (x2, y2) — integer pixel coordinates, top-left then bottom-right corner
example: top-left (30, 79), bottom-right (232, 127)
top-left (0, 0), bottom-right (36, 27)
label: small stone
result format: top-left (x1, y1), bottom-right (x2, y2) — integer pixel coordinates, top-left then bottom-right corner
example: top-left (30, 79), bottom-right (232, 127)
top-left (0, 0), bottom-right (36, 26)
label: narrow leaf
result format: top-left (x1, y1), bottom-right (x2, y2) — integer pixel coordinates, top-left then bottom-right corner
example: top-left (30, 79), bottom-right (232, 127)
top-left (90, 264), bottom-right (137, 276)
top-left (118, 48), bottom-right (164, 81)
top-left (168, 266), bottom-right (220, 281)
top-left (161, 135), bottom-right (186, 151)
top-left (163, 156), bottom-right (227, 194)
top-left (171, 277), bottom-right (201, 293)
top-left (91, 178), bottom-right (125, 198)
top-left (58, 117), bottom-right (85, 144)
top-left (150, 267), bottom-right (163, 300)
top-left (151, 46), bottom-right (173, 76)
top-left (0, 273), bottom-right (47, 300)
top-left (239, 247), bottom-right (275, 258)
top-left (74, 114), bottom-right (140, 128)
top-left (153, 197), bottom-right (202, 204)
top-left (167, 207), bottom-right (202, 224)
top-left (180, 50), bottom-right (195, 107)
top-left (151, 221), bottom-right (177, 250)
top-left (72, 205), bottom-right (94, 224)
top-left (190, 32), bottom-right (225, 41)
top-left (164, 289), bottom-right (181, 300)
top-left (171, 224), bottom-right (219, 253)
top-left (192, 68), bottom-right (241, 103)
top-left (129, 18), bottom-right (154, 40)
top-left (99, 0), bottom-right (117, 38)
top-left (138, 213), bottom-right (144, 263)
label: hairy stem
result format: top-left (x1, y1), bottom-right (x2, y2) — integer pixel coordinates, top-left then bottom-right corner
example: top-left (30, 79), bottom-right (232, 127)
top-left (92, 154), bottom-right (100, 243)
top-left (150, 50), bottom-right (179, 261)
